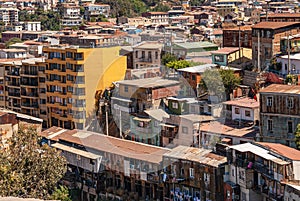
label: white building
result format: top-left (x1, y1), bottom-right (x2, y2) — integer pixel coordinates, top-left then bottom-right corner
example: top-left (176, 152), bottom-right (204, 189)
top-left (20, 21), bottom-right (41, 32)
top-left (223, 97), bottom-right (259, 123)
top-left (0, 49), bottom-right (27, 59)
top-left (60, 3), bottom-right (82, 27)
top-left (84, 3), bottom-right (110, 20)
top-left (0, 7), bottom-right (18, 25)
top-left (277, 53), bottom-right (300, 76)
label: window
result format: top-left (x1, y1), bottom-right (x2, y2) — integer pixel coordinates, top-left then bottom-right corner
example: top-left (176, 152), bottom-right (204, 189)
top-left (214, 54), bottom-right (224, 62)
top-left (135, 51), bottom-right (138, 58)
top-left (245, 110), bottom-right (251, 117)
top-left (192, 75), bottom-right (196, 81)
top-left (191, 106), bottom-right (195, 113)
top-left (155, 51), bottom-right (158, 59)
top-left (182, 126), bottom-right (188, 134)
top-left (288, 121), bottom-right (293, 133)
top-left (172, 102), bottom-right (178, 109)
top-left (189, 168), bottom-right (194, 178)
top-left (180, 168), bottom-right (185, 176)
top-left (287, 97), bottom-right (294, 108)
top-left (235, 107), bottom-right (240, 114)
top-left (267, 119), bottom-right (273, 131)
top-left (267, 97), bottom-right (273, 106)
top-left (39, 77), bottom-right (45, 83)
top-left (124, 86), bottom-right (128, 92)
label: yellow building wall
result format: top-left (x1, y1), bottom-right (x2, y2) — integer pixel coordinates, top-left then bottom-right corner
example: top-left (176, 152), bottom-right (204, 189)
top-left (242, 48), bottom-right (252, 60)
top-left (83, 46), bottom-right (127, 117)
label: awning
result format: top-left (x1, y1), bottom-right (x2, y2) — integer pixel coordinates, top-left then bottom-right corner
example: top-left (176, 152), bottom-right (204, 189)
top-left (111, 96), bottom-right (132, 103)
top-left (133, 117), bottom-right (151, 122)
top-left (52, 143), bottom-right (101, 160)
top-left (160, 123), bottom-right (176, 128)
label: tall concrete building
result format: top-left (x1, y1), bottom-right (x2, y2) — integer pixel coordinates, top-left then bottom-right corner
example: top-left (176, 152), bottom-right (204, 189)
top-left (43, 45), bottom-right (126, 129)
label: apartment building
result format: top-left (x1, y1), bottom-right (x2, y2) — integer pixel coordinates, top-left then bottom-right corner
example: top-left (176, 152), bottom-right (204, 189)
top-left (141, 12), bottom-right (169, 25)
top-left (60, 2), bottom-right (82, 27)
top-left (252, 22), bottom-right (300, 70)
top-left (43, 45), bottom-right (126, 130)
top-left (259, 84), bottom-right (300, 148)
top-left (83, 3), bottom-right (110, 20)
top-left (40, 126), bottom-right (171, 201)
top-left (1, 58), bottom-right (48, 127)
top-left (224, 142), bottom-right (300, 201)
top-left (0, 7), bottom-right (18, 25)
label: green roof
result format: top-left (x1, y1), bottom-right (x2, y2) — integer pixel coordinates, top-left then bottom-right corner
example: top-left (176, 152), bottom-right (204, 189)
top-left (173, 42), bottom-right (218, 50)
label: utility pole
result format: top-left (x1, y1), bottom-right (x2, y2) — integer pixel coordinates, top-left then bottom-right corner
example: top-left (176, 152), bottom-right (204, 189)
top-left (258, 30), bottom-right (261, 72)
top-left (238, 20), bottom-right (241, 64)
top-left (105, 103), bottom-right (109, 136)
top-left (119, 109), bottom-right (122, 138)
top-left (288, 32), bottom-right (291, 75)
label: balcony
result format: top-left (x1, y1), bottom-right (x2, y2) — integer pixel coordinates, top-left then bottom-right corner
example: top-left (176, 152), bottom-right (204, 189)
top-left (21, 102), bottom-right (38, 109)
top-left (147, 173), bottom-right (160, 183)
top-left (7, 82), bottom-right (20, 87)
top-left (253, 162), bottom-right (274, 178)
top-left (21, 92), bottom-right (38, 98)
top-left (139, 58), bottom-right (152, 63)
top-left (21, 81), bottom-right (38, 87)
top-left (21, 71), bottom-right (38, 77)
top-left (8, 92), bottom-right (20, 97)
top-left (161, 130), bottom-right (177, 138)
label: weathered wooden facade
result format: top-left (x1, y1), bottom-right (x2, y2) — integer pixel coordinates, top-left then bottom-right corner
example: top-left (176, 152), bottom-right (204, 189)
top-left (252, 22), bottom-right (300, 70)
top-left (40, 126), bottom-right (171, 201)
top-left (225, 142), bottom-right (300, 201)
top-left (259, 84), bottom-right (300, 148)
top-left (163, 146), bottom-right (227, 201)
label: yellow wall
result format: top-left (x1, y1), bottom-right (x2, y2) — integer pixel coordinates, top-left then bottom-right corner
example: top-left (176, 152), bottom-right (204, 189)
top-left (83, 46), bottom-right (127, 116)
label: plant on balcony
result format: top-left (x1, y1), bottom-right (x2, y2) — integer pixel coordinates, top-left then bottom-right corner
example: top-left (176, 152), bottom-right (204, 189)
top-left (295, 124), bottom-right (300, 150)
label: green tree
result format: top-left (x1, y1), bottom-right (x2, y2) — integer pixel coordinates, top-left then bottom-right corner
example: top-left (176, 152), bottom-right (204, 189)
top-left (166, 60), bottom-right (191, 70)
top-left (50, 185), bottom-right (71, 201)
top-left (0, 126), bottom-right (67, 199)
top-left (5, 37), bottom-right (22, 48)
top-left (285, 74), bottom-right (298, 85)
top-left (151, 3), bottom-right (170, 12)
top-left (97, 14), bottom-right (109, 22)
top-left (200, 69), bottom-right (240, 100)
top-left (161, 53), bottom-right (177, 65)
top-left (295, 124), bottom-right (300, 150)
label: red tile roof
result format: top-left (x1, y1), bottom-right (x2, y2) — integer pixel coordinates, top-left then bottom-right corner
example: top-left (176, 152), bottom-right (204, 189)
top-left (40, 127), bottom-right (170, 164)
top-left (252, 22), bottom-right (300, 29)
top-left (261, 13), bottom-right (300, 18)
top-left (211, 47), bottom-right (240, 55)
top-left (259, 84), bottom-right (300, 94)
top-left (223, 97), bottom-right (259, 108)
top-left (257, 142), bottom-right (300, 161)
top-left (200, 121), bottom-right (257, 138)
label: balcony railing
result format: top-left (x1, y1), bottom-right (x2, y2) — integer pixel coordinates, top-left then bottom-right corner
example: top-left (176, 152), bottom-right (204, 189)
top-left (21, 92), bottom-right (38, 97)
top-left (22, 103), bottom-right (38, 108)
top-left (8, 92), bottom-right (20, 97)
top-left (161, 130), bottom-right (177, 138)
top-left (22, 71), bottom-right (38, 76)
top-left (21, 81), bottom-right (38, 86)
top-left (7, 82), bottom-right (20, 86)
